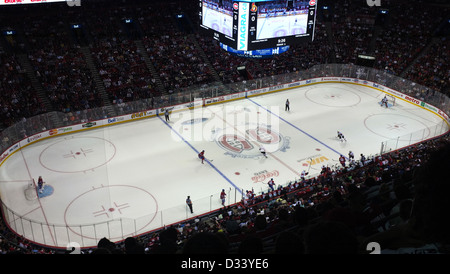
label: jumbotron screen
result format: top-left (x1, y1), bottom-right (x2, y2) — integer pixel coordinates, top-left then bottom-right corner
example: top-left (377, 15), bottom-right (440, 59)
top-left (199, 0), bottom-right (317, 53)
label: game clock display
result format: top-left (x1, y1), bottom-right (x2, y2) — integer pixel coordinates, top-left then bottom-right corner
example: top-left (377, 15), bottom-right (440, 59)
top-left (199, 0), bottom-right (317, 52)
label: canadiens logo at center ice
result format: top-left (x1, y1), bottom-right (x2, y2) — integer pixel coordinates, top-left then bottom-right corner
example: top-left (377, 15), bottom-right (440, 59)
top-left (214, 123), bottom-right (290, 159)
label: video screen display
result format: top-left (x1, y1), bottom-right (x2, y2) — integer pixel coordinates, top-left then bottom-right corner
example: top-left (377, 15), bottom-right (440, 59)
top-left (199, 0), bottom-right (237, 48)
top-left (201, 0), bottom-right (234, 37)
top-left (255, 0), bottom-right (309, 40)
top-left (199, 0), bottom-right (318, 54)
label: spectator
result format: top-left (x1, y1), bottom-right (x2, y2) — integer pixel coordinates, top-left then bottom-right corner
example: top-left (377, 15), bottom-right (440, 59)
top-left (124, 237), bottom-right (145, 254)
top-left (238, 236), bottom-right (264, 254)
top-left (303, 221), bottom-right (360, 254)
top-left (362, 141), bottom-right (450, 254)
top-left (275, 231), bottom-right (304, 254)
top-left (182, 232), bottom-right (228, 254)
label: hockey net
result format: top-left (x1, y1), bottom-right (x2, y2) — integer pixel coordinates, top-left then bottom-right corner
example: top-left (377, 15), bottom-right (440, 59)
top-left (385, 94), bottom-right (396, 106)
top-left (24, 179), bottom-right (38, 201)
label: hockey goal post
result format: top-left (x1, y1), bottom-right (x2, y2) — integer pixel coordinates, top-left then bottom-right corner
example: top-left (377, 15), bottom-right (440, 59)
top-left (24, 179), bottom-right (38, 201)
top-left (385, 94), bottom-right (396, 106)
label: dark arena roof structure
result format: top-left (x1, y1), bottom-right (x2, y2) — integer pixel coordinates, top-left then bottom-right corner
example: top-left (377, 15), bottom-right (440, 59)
top-left (0, 0), bottom-right (449, 260)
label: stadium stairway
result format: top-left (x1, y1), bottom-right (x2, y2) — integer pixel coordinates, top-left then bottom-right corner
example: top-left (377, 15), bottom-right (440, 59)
top-left (323, 21), bottom-right (337, 63)
top-left (15, 53), bottom-right (63, 128)
top-left (78, 46), bottom-right (117, 118)
top-left (399, 37), bottom-right (440, 79)
top-left (188, 34), bottom-right (235, 95)
top-left (134, 40), bottom-right (167, 95)
top-left (368, 25), bottom-right (382, 56)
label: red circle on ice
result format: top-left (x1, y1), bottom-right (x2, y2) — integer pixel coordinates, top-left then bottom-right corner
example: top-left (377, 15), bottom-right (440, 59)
top-left (64, 185), bottom-right (158, 242)
top-left (39, 136), bottom-right (116, 173)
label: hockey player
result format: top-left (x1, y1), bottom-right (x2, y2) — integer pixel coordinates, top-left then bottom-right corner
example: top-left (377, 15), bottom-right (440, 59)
top-left (300, 170), bottom-right (307, 181)
top-left (220, 189), bottom-right (226, 206)
top-left (339, 155), bottom-right (346, 167)
top-left (37, 176), bottom-right (44, 193)
top-left (348, 151), bottom-right (354, 160)
top-left (259, 146), bottom-right (267, 158)
top-left (360, 153), bottom-right (366, 166)
top-left (268, 178), bottom-right (275, 191)
top-left (198, 150), bottom-right (205, 164)
top-left (381, 95), bottom-right (388, 108)
top-left (337, 131), bottom-right (347, 142)
top-left (164, 108), bottom-right (170, 122)
top-left (285, 99), bottom-right (290, 111)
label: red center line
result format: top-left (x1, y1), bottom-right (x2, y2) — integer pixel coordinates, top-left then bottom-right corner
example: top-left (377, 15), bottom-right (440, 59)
top-left (206, 107), bottom-right (300, 177)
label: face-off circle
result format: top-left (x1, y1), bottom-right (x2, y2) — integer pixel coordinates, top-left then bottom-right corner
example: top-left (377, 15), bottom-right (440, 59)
top-left (39, 136), bottom-right (116, 173)
top-left (364, 114), bottom-right (430, 141)
top-left (305, 86), bottom-right (361, 107)
top-left (64, 185), bottom-right (158, 241)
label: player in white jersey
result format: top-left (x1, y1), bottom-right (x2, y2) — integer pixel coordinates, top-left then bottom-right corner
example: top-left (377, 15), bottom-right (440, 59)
top-left (380, 95), bottom-right (388, 108)
top-left (348, 151), bottom-right (354, 160)
top-left (259, 146), bottom-right (267, 158)
top-left (300, 170), bottom-right (307, 181)
top-left (337, 131), bottom-right (347, 142)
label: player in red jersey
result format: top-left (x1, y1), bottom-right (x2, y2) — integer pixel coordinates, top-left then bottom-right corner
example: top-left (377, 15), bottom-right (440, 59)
top-left (220, 189), bottom-right (226, 206)
top-left (267, 178), bottom-right (275, 191)
top-left (198, 150), bottom-right (205, 164)
top-left (339, 155), bottom-right (346, 167)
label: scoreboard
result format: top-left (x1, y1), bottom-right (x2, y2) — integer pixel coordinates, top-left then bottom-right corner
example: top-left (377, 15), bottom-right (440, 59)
top-left (199, 0), bottom-right (318, 56)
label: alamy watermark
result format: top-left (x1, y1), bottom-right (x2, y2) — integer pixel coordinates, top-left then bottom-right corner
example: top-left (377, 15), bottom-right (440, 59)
top-left (366, 0), bottom-right (381, 6)
top-left (66, 0), bottom-right (81, 7)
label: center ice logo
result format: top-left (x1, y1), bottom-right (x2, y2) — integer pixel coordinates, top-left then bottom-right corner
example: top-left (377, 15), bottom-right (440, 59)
top-left (215, 124), bottom-right (290, 159)
top-left (218, 134), bottom-right (253, 153)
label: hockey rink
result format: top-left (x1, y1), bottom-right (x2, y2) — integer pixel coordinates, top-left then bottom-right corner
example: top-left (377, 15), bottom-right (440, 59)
top-left (0, 82), bottom-right (448, 249)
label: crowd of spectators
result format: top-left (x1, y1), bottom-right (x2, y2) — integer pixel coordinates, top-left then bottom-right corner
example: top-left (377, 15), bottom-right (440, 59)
top-left (330, 0), bottom-right (376, 64)
top-left (403, 37), bottom-right (449, 97)
top-left (0, 48), bottom-right (46, 131)
top-left (91, 38), bottom-right (159, 104)
top-left (142, 33), bottom-right (214, 92)
top-left (372, 0), bottom-right (445, 75)
top-left (0, 0), bottom-right (449, 254)
top-left (15, 9), bottom-right (103, 114)
top-left (0, 0), bottom-right (448, 126)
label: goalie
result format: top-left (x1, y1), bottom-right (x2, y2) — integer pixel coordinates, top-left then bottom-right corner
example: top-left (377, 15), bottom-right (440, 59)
top-left (37, 176), bottom-right (45, 193)
top-left (380, 95), bottom-right (388, 108)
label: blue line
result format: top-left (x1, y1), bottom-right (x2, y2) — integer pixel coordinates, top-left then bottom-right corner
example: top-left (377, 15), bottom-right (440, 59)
top-left (158, 115), bottom-right (243, 195)
top-left (247, 98), bottom-right (348, 159)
